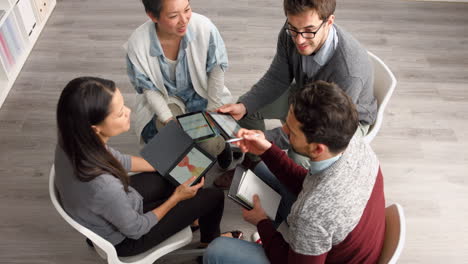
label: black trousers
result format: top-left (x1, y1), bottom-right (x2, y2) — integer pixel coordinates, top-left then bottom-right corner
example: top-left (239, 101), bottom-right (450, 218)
top-left (115, 172), bottom-right (225, 257)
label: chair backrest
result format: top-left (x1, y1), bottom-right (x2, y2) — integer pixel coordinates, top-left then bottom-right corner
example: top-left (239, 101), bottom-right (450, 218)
top-left (378, 203), bottom-right (406, 264)
top-left (363, 52), bottom-right (397, 144)
top-left (48, 165), bottom-right (193, 264)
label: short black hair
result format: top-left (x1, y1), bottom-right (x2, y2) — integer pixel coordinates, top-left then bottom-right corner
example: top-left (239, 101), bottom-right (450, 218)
top-left (142, 0), bottom-right (164, 18)
top-left (289, 80), bottom-right (358, 153)
top-left (283, 0), bottom-right (336, 20)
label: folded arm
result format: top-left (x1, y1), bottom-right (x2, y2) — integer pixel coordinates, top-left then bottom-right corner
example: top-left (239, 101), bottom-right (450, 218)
top-left (126, 55), bottom-right (172, 123)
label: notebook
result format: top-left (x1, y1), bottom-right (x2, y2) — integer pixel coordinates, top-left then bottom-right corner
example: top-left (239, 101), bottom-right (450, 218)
top-left (228, 166), bottom-right (281, 219)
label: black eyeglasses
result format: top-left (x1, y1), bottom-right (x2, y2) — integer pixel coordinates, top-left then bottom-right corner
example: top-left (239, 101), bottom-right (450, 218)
top-left (285, 20), bottom-right (327, 39)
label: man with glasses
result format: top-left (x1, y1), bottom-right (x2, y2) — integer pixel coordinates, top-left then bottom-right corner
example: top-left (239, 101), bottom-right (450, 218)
top-left (214, 0), bottom-right (376, 188)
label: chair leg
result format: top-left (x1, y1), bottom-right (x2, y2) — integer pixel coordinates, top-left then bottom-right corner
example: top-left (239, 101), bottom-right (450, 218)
top-left (166, 248), bottom-right (206, 258)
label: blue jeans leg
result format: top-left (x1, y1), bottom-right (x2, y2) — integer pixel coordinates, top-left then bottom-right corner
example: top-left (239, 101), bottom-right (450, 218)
top-left (203, 237), bottom-right (269, 264)
top-left (253, 161), bottom-right (297, 228)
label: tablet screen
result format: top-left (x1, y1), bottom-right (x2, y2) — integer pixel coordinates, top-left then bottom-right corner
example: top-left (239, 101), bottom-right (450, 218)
top-left (169, 147), bottom-right (213, 185)
top-left (209, 112), bottom-right (241, 138)
top-left (178, 112), bottom-right (215, 140)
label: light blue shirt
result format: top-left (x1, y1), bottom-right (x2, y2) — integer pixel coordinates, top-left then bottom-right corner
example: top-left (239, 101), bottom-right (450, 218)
top-left (302, 25), bottom-right (338, 79)
top-left (127, 22), bottom-right (228, 113)
top-left (308, 153), bottom-right (342, 175)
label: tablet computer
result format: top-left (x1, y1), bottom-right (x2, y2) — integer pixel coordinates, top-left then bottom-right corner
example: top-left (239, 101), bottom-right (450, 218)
top-left (140, 120), bottom-right (216, 187)
top-left (207, 112), bottom-right (241, 139)
top-left (168, 145), bottom-right (216, 186)
top-left (176, 111), bottom-right (216, 142)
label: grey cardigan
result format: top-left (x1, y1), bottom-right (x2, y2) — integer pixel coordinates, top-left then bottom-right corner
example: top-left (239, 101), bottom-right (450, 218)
top-left (239, 24), bottom-right (377, 125)
top-left (54, 145), bottom-right (158, 245)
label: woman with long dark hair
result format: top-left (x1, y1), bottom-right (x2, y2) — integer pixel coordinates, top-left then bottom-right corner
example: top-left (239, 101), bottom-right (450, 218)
top-left (54, 76), bottom-right (240, 257)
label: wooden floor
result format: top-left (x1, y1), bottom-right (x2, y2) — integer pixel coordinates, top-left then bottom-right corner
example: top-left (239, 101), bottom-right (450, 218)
top-left (1, 0), bottom-right (467, 263)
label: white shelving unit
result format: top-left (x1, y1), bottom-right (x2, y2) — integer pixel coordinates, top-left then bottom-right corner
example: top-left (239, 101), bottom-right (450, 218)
top-left (0, 0), bottom-right (56, 108)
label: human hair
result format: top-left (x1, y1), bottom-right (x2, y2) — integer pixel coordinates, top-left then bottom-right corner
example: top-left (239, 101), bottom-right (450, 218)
top-left (142, 0), bottom-right (164, 18)
top-left (289, 80), bottom-right (358, 154)
top-left (56, 77), bottom-right (130, 192)
top-left (283, 0), bottom-right (336, 20)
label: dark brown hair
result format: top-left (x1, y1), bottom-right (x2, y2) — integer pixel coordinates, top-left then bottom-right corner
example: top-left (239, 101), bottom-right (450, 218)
top-left (289, 80), bottom-right (358, 153)
top-left (56, 77), bottom-right (130, 191)
top-left (283, 0), bottom-right (336, 20)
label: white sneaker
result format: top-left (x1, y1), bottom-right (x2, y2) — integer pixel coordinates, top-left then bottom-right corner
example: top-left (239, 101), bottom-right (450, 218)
top-left (251, 232), bottom-right (262, 245)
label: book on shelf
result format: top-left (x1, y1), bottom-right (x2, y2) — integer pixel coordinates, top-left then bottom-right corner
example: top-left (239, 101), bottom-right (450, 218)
top-left (17, 0), bottom-right (37, 37)
top-left (1, 27), bottom-right (17, 61)
top-left (228, 166), bottom-right (282, 220)
top-left (0, 14), bottom-right (27, 71)
top-left (4, 16), bottom-right (24, 56)
top-left (0, 32), bottom-right (13, 71)
top-left (1, 21), bottom-right (21, 61)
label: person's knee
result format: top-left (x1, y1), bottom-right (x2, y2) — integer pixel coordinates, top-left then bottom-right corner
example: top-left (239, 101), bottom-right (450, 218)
top-left (202, 188), bottom-right (225, 204)
top-left (203, 237), bottom-right (232, 263)
top-left (204, 237), bottom-right (269, 264)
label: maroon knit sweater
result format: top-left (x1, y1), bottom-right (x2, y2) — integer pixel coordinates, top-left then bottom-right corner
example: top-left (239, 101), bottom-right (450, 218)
top-left (257, 144), bottom-right (385, 264)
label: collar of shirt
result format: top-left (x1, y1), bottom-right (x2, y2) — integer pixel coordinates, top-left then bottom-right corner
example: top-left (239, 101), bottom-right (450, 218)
top-left (149, 23), bottom-right (196, 58)
top-left (301, 25), bottom-right (338, 78)
top-left (308, 152), bottom-right (342, 175)
top-left (311, 24), bottom-right (338, 66)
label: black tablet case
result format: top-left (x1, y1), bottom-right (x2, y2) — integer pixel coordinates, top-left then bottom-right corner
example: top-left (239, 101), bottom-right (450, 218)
top-left (140, 120), bottom-right (194, 176)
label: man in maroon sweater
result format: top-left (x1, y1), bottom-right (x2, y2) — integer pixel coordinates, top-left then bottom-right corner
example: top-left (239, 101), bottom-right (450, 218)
top-left (203, 80), bottom-right (385, 264)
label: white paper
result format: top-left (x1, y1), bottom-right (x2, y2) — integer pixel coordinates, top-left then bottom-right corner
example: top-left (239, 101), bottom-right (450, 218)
top-left (237, 169), bottom-right (281, 219)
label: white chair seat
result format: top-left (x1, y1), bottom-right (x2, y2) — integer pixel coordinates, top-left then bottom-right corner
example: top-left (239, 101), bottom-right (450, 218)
top-left (49, 164), bottom-right (201, 264)
top-left (378, 203), bottom-right (406, 264)
top-left (363, 51), bottom-right (397, 144)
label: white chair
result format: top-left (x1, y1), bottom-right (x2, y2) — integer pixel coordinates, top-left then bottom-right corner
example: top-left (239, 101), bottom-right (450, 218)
top-left (363, 52), bottom-right (397, 144)
top-left (49, 165), bottom-right (203, 264)
top-left (378, 203), bottom-right (406, 264)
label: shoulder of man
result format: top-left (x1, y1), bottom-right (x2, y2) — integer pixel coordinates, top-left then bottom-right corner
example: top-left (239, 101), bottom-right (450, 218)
top-left (331, 25), bottom-right (371, 78)
top-left (287, 137), bottom-right (379, 254)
